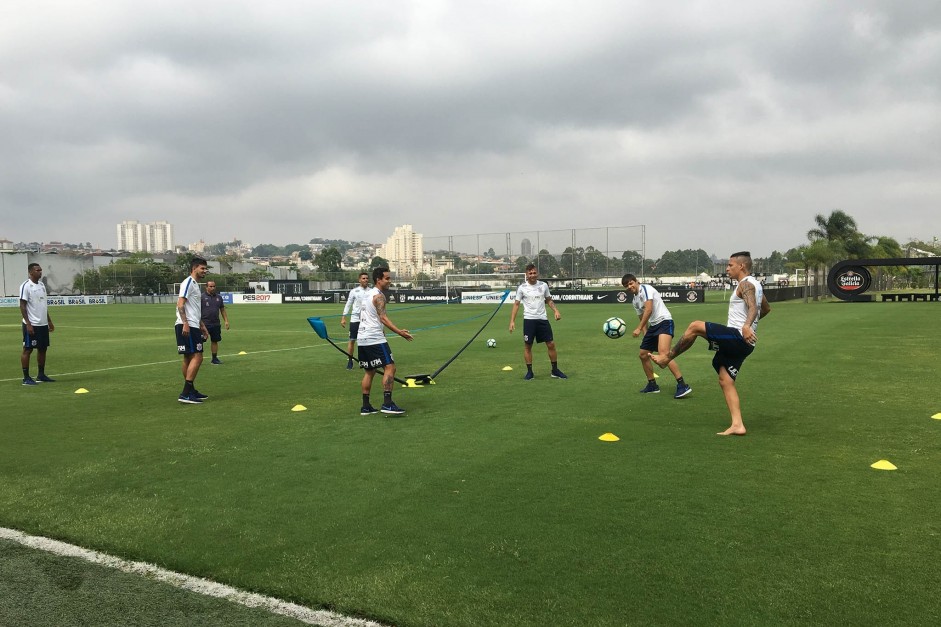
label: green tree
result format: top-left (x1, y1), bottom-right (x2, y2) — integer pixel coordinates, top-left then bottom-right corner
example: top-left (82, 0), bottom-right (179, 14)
top-left (535, 249), bottom-right (562, 277)
top-left (315, 246), bottom-right (343, 273)
top-left (370, 255), bottom-right (390, 269)
top-left (299, 249), bottom-right (313, 261)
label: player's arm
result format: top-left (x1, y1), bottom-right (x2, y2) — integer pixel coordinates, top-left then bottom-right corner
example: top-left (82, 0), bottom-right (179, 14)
top-left (739, 282), bottom-right (760, 343)
top-left (509, 300), bottom-right (521, 332)
top-left (220, 302), bottom-right (229, 329)
top-left (546, 296), bottom-right (561, 320)
top-left (375, 293), bottom-right (413, 341)
top-left (47, 313), bottom-right (54, 332)
top-left (759, 297), bottom-right (771, 319)
top-left (635, 300), bottom-right (652, 336)
top-left (177, 297), bottom-right (190, 335)
top-left (340, 289), bottom-right (355, 325)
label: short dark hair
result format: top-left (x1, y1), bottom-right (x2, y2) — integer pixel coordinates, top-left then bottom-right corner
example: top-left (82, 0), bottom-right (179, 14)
top-left (525, 263), bottom-right (537, 272)
top-left (372, 266), bottom-right (390, 283)
top-left (621, 273), bottom-right (637, 286)
top-left (359, 272), bottom-right (369, 278)
top-left (191, 257), bottom-right (208, 270)
top-left (28, 262), bottom-right (40, 272)
top-left (730, 251), bottom-right (752, 272)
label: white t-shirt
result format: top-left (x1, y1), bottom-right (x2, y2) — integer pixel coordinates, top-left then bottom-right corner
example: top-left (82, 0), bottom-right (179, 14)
top-left (356, 287), bottom-right (386, 346)
top-left (175, 276), bottom-right (202, 327)
top-left (728, 275), bottom-right (764, 333)
top-left (631, 284), bottom-right (672, 326)
top-left (515, 280), bottom-right (552, 320)
top-left (342, 285), bottom-right (369, 323)
top-left (19, 279), bottom-right (48, 325)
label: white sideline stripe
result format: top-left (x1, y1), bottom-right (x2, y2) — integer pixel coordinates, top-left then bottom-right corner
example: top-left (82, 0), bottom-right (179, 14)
top-left (0, 527), bottom-right (386, 627)
top-left (0, 344), bottom-right (326, 383)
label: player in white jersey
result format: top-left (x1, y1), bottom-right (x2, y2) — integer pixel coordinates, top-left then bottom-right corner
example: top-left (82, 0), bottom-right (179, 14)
top-left (509, 263), bottom-right (566, 380)
top-left (356, 266), bottom-right (413, 415)
top-left (340, 272), bottom-right (370, 370)
top-left (175, 257), bottom-right (209, 404)
top-left (652, 252), bottom-right (771, 435)
top-left (622, 274), bottom-right (691, 398)
top-left (19, 263), bottom-right (56, 385)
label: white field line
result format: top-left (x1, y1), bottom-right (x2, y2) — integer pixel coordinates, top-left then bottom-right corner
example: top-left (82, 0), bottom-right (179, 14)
top-left (0, 344), bottom-right (326, 383)
top-left (0, 526), bottom-right (387, 627)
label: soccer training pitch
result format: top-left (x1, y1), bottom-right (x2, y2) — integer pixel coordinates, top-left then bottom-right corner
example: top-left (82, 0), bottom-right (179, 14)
top-left (2, 299), bottom-right (940, 625)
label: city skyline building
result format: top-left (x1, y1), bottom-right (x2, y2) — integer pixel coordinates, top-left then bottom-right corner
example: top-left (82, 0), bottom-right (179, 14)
top-left (116, 220), bottom-right (175, 252)
top-left (378, 224), bottom-right (423, 278)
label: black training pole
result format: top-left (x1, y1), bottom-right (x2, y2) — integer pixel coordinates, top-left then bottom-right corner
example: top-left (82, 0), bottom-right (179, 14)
top-left (429, 290), bottom-right (510, 380)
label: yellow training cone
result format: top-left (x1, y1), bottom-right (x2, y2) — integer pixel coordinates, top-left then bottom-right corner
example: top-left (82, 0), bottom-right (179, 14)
top-left (653, 373), bottom-right (659, 378)
top-left (932, 413), bottom-right (941, 420)
top-left (74, 388), bottom-right (89, 394)
top-left (404, 378), bottom-right (423, 388)
top-left (598, 433), bottom-right (620, 442)
top-left (291, 404), bottom-right (307, 412)
top-left (238, 351), bottom-right (247, 355)
top-left (871, 460), bottom-right (897, 471)
top-left (502, 366), bottom-right (513, 371)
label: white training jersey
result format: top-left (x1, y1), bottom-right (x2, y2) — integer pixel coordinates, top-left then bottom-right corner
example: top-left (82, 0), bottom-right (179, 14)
top-left (19, 279), bottom-right (48, 325)
top-left (631, 284), bottom-right (672, 326)
top-left (175, 276), bottom-right (202, 327)
top-left (356, 287), bottom-right (386, 346)
top-left (728, 275), bottom-right (764, 333)
top-left (342, 285), bottom-right (369, 322)
top-left (515, 280), bottom-right (552, 320)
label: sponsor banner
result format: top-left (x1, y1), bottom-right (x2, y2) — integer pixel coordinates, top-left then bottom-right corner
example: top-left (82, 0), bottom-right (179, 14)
top-left (495, 289), bottom-right (705, 304)
top-left (396, 290), bottom-right (449, 303)
top-left (461, 291), bottom-right (511, 304)
top-left (2, 295), bottom-right (111, 307)
top-left (221, 292), bottom-right (234, 304)
top-left (231, 293), bottom-right (282, 304)
top-left (834, 266), bottom-right (871, 293)
top-left (283, 294), bottom-right (335, 303)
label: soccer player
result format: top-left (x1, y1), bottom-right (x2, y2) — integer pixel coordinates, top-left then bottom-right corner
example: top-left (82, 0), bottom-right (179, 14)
top-left (357, 266), bottom-right (413, 415)
top-left (175, 257), bottom-right (210, 404)
top-left (652, 252), bottom-right (771, 435)
top-left (622, 273), bottom-right (691, 398)
top-left (201, 280), bottom-right (229, 364)
top-left (19, 263), bottom-right (55, 385)
top-left (508, 263), bottom-right (566, 380)
top-left (340, 271), bottom-right (370, 370)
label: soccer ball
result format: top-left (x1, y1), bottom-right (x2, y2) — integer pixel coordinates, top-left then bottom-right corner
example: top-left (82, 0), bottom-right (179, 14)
top-left (486, 338), bottom-right (497, 348)
top-left (603, 317), bottom-right (627, 339)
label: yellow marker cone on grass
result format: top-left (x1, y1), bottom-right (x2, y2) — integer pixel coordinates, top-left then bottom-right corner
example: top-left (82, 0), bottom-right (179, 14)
top-left (502, 366), bottom-right (513, 371)
top-left (291, 404), bottom-right (307, 412)
top-left (871, 460), bottom-right (897, 471)
top-left (653, 372), bottom-right (659, 379)
top-left (74, 388), bottom-right (89, 394)
top-left (238, 351), bottom-right (247, 355)
top-left (598, 433), bottom-right (620, 442)
top-left (932, 413), bottom-right (941, 420)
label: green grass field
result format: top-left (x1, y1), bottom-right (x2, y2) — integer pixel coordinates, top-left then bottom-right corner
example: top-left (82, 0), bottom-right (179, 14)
top-left (2, 299), bottom-right (941, 626)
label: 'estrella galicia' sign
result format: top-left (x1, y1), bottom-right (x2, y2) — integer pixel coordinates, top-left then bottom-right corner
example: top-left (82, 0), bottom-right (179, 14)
top-left (835, 266), bottom-right (871, 293)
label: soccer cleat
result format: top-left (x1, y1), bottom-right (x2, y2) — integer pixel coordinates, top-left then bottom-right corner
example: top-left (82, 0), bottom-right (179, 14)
top-left (37, 375), bottom-right (56, 383)
top-left (360, 405), bottom-right (380, 416)
top-left (674, 384), bottom-right (692, 399)
top-left (178, 393), bottom-right (203, 404)
top-left (211, 358), bottom-right (222, 365)
top-left (640, 382), bottom-right (661, 394)
top-left (22, 377), bottom-right (38, 386)
top-left (523, 371), bottom-right (534, 380)
top-left (551, 369), bottom-right (568, 379)
top-left (380, 403), bottom-right (406, 415)
top-left (192, 390), bottom-right (209, 400)
top-left (346, 360), bottom-right (354, 370)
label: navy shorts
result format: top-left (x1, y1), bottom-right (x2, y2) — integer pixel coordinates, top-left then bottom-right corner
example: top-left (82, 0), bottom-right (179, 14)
top-left (348, 321), bottom-right (360, 341)
top-left (522, 319), bottom-right (553, 345)
top-left (23, 324), bottom-right (50, 350)
top-left (175, 324), bottom-right (205, 355)
top-left (705, 322), bottom-right (754, 380)
top-left (639, 319), bottom-right (674, 352)
top-left (358, 343), bottom-right (394, 370)
top-left (205, 324), bottom-right (223, 342)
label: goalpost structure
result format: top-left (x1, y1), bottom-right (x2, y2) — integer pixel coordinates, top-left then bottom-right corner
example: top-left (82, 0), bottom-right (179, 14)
top-left (444, 273), bottom-right (525, 303)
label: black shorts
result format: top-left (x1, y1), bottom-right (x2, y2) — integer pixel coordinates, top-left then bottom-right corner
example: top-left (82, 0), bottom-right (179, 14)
top-left (205, 324), bottom-right (223, 342)
top-left (639, 319), bottom-right (674, 352)
top-left (522, 319), bottom-right (553, 345)
top-left (358, 343), bottom-right (394, 370)
top-left (22, 324), bottom-right (50, 350)
top-left (705, 322), bottom-right (754, 380)
top-left (348, 321), bottom-right (360, 341)
top-left (175, 324), bottom-right (205, 355)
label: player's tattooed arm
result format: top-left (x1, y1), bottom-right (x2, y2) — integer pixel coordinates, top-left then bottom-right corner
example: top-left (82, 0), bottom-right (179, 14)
top-left (741, 281), bottom-right (759, 329)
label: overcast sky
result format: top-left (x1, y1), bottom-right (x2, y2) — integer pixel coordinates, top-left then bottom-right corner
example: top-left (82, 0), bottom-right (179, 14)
top-left (1, 0), bottom-right (938, 258)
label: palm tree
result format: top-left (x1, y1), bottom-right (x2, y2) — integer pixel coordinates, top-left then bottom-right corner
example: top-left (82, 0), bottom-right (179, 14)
top-left (807, 210), bottom-right (859, 243)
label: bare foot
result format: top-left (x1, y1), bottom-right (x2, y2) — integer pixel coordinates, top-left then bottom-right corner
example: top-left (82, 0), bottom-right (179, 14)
top-left (717, 426), bottom-right (747, 436)
top-left (650, 354), bottom-right (669, 368)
